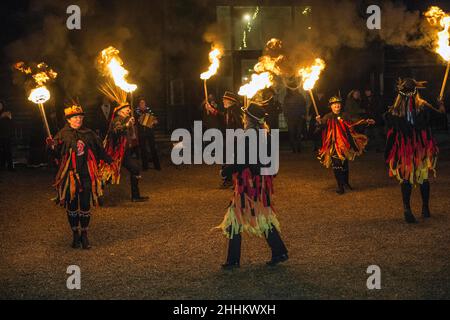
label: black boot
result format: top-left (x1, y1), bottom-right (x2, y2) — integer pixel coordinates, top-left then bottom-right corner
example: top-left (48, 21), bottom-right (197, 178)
top-left (79, 213), bottom-right (91, 249)
top-left (222, 231), bottom-right (241, 269)
top-left (333, 169), bottom-right (345, 194)
top-left (343, 161), bottom-right (353, 190)
top-left (131, 175), bottom-right (149, 202)
top-left (266, 228), bottom-right (289, 266)
top-left (420, 180), bottom-right (431, 218)
top-left (67, 211), bottom-right (81, 248)
top-left (401, 182), bottom-right (417, 223)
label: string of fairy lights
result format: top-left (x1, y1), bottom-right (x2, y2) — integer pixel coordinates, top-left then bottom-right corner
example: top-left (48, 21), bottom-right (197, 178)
top-left (241, 6), bottom-right (260, 50)
top-left (239, 6), bottom-right (312, 50)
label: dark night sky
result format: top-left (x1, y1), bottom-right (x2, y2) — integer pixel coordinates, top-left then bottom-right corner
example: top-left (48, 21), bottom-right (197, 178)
top-left (1, 0), bottom-right (449, 125)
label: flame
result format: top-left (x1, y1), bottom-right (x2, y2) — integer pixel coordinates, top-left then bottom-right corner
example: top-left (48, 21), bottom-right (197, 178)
top-left (298, 58), bottom-right (326, 91)
top-left (254, 55), bottom-right (284, 76)
top-left (238, 72), bottom-right (273, 99)
top-left (425, 6), bottom-right (450, 62)
top-left (28, 86), bottom-right (50, 104)
top-left (200, 47), bottom-right (223, 80)
top-left (99, 46), bottom-right (137, 93)
top-left (14, 62), bottom-right (57, 104)
top-left (14, 62), bottom-right (32, 74)
top-left (15, 62), bottom-right (57, 86)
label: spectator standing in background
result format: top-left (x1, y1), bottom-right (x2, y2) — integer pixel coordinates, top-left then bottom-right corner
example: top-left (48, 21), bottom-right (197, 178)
top-left (283, 88), bottom-right (307, 153)
top-left (0, 101), bottom-right (14, 171)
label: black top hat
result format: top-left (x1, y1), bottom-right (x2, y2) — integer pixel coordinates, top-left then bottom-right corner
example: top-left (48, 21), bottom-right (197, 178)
top-left (223, 91), bottom-right (241, 104)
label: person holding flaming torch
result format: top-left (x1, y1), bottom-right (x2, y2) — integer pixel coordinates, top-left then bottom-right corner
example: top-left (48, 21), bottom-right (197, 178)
top-left (97, 47), bottom-right (148, 202)
top-left (99, 83), bottom-right (149, 202)
top-left (385, 78), bottom-right (445, 223)
top-left (220, 91), bottom-right (244, 189)
top-left (200, 46), bottom-right (223, 119)
top-left (316, 95), bottom-right (375, 195)
top-left (46, 103), bottom-right (112, 249)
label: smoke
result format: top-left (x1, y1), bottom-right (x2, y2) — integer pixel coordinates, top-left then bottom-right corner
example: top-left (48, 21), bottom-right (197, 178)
top-left (5, 0), bottom-right (163, 107)
top-left (205, 0), bottom-right (439, 71)
top-left (376, 1), bottom-right (435, 49)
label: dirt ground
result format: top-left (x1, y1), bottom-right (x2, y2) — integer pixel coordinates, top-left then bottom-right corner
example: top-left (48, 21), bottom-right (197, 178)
top-left (1, 149), bottom-right (449, 300)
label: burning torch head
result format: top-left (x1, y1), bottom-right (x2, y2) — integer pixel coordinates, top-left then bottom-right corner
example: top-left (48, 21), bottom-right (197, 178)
top-left (28, 86), bottom-right (51, 104)
top-left (264, 38), bottom-right (283, 57)
top-left (64, 105), bottom-right (85, 119)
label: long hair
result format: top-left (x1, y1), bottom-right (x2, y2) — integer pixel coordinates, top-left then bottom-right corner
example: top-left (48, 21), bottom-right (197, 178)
top-left (391, 91), bottom-right (428, 116)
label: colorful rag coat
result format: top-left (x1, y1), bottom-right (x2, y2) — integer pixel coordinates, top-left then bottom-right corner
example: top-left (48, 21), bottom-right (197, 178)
top-left (98, 115), bottom-right (130, 184)
top-left (385, 99), bottom-right (438, 185)
top-left (217, 132), bottom-right (280, 239)
top-left (318, 112), bottom-right (368, 168)
top-left (52, 125), bottom-right (110, 207)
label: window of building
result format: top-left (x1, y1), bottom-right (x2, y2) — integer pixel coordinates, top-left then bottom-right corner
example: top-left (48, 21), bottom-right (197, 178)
top-left (217, 5), bottom-right (313, 51)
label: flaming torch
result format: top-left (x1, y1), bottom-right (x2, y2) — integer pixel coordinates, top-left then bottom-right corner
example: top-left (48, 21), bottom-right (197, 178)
top-left (425, 6), bottom-right (450, 100)
top-left (98, 46), bottom-right (139, 143)
top-left (200, 46), bottom-right (223, 108)
top-left (98, 46), bottom-right (137, 94)
top-left (15, 62), bottom-right (57, 139)
top-left (298, 58), bottom-right (326, 117)
top-left (29, 87), bottom-right (52, 138)
top-left (238, 72), bottom-right (273, 108)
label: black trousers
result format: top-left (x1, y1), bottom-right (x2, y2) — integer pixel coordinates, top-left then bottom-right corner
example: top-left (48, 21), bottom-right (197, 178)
top-left (122, 149), bottom-right (141, 198)
top-left (401, 179), bottom-right (430, 210)
top-left (66, 177), bottom-right (92, 231)
top-left (138, 126), bottom-right (160, 170)
top-left (0, 137), bottom-right (13, 169)
top-left (332, 158), bottom-right (349, 187)
top-left (225, 227), bottom-right (288, 264)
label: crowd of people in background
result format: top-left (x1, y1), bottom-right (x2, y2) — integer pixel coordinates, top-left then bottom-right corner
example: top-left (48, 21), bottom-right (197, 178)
top-left (0, 84), bottom-right (449, 173)
top-left (199, 85), bottom-right (423, 157)
top-left (0, 96), bottom-right (161, 174)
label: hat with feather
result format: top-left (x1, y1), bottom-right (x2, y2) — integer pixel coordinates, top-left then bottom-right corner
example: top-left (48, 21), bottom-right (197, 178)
top-left (99, 81), bottom-right (131, 115)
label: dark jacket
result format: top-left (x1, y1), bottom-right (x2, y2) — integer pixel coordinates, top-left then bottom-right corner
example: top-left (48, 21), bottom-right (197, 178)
top-left (53, 124), bottom-right (111, 176)
top-left (0, 112), bottom-right (13, 139)
top-left (283, 89), bottom-right (306, 118)
top-left (362, 95), bottom-right (384, 126)
top-left (224, 104), bottom-right (243, 130)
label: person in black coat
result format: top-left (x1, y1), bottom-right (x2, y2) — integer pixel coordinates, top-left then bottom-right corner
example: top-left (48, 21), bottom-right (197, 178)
top-left (47, 104), bottom-right (112, 249)
top-left (101, 102), bottom-right (150, 202)
top-left (135, 97), bottom-right (161, 171)
top-left (0, 101), bottom-right (14, 171)
top-left (217, 100), bottom-right (288, 269)
top-left (362, 88), bottom-right (385, 152)
top-left (283, 88), bottom-right (307, 153)
top-left (220, 91), bottom-right (243, 188)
